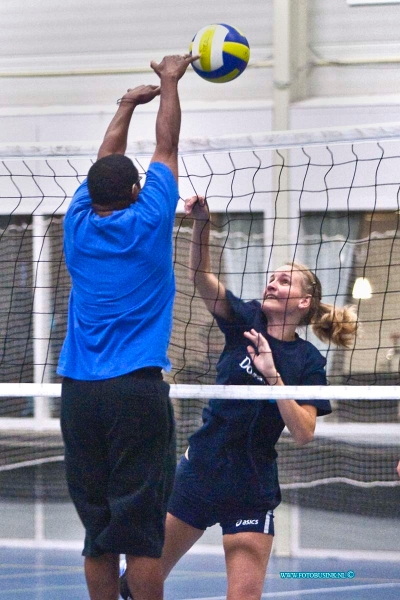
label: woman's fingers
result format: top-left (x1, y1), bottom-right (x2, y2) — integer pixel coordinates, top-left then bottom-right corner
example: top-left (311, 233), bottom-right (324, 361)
top-left (244, 329), bottom-right (270, 352)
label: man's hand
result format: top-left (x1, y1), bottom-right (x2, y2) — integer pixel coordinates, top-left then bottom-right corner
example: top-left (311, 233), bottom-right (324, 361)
top-left (150, 54), bottom-right (200, 82)
top-left (149, 53), bottom-right (199, 179)
top-left (184, 195), bottom-right (209, 220)
top-left (97, 84), bottom-right (160, 159)
top-left (120, 84), bottom-right (160, 107)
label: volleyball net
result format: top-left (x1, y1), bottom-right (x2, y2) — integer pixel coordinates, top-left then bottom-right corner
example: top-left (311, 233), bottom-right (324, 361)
top-left (0, 123), bottom-right (399, 549)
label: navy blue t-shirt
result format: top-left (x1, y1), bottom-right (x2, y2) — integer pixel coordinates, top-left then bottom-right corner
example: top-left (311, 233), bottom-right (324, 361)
top-left (173, 290), bottom-right (332, 514)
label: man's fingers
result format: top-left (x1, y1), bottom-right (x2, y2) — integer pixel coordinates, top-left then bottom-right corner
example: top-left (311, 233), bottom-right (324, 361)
top-left (150, 60), bottom-right (159, 72)
top-left (145, 84), bottom-right (160, 93)
top-left (126, 85), bottom-right (160, 94)
top-left (151, 54), bottom-right (200, 71)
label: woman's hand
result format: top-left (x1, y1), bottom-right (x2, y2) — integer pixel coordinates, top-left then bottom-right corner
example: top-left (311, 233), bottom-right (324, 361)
top-left (245, 329), bottom-right (318, 445)
top-left (245, 328), bottom-right (317, 444)
top-left (244, 329), bottom-right (280, 384)
top-left (184, 195), bottom-right (210, 220)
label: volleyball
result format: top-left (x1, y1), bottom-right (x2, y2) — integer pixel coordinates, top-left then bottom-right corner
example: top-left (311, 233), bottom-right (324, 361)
top-left (189, 23), bottom-right (250, 83)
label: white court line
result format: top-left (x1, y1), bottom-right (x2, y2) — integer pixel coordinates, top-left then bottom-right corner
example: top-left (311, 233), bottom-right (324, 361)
top-left (180, 582), bottom-right (400, 600)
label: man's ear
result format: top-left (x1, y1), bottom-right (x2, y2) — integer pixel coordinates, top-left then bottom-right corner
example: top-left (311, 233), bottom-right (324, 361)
top-left (131, 183), bottom-right (140, 202)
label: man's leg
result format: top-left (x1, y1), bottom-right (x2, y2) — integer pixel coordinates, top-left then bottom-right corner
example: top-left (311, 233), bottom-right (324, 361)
top-left (120, 513), bottom-right (204, 599)
top-left (85, 553), bottom-right (120, 600)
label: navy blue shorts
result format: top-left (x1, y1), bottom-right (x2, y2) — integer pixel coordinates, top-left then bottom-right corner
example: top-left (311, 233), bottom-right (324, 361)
top-left (168, 489), bottom-right (274, 536)
top-left (60, 369), bottom-right (176, 558)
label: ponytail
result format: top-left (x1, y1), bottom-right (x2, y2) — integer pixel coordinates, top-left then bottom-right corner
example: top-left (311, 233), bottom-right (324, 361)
top-left (290, 262), bottom-right (358, 348)
top-left (310, 301), bottom-right (358, 348)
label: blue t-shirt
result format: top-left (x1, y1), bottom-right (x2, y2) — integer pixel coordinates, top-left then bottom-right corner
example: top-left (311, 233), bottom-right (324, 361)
top-left (57, 162), bottom-right (179, 380)
top-left (174, 290), bottom-right (331, 513)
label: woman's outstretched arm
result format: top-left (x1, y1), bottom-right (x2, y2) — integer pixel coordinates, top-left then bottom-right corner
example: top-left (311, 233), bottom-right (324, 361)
top-left (185, 196), bottom-right (232, 321)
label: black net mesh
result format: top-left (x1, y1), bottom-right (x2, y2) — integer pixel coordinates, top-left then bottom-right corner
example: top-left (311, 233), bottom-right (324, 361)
top-left (0, 143), bottom-right (399, 519)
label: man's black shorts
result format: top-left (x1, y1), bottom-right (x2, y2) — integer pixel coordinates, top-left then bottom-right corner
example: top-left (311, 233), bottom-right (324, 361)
top-left (60, 368), bottom-right (176, 558)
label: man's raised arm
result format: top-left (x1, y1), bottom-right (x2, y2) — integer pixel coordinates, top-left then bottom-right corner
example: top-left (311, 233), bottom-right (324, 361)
top-left (97, 85), bottom-right (161, 160)
top-left (149, 54), bottom-right (199, 181)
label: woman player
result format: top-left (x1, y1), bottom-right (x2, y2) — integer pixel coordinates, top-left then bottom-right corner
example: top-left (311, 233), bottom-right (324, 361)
top-left (121, 195), bottom-right (358, 600)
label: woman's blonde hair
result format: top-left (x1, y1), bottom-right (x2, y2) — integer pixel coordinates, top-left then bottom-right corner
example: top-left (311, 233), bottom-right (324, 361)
top-left (291, 262), bottom-right (358, 348)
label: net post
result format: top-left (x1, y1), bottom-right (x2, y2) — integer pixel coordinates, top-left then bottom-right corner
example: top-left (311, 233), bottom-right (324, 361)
top-left (32, 215), bottom-right (52, 419)
top-left (271, 0), bottom-right (293, 270)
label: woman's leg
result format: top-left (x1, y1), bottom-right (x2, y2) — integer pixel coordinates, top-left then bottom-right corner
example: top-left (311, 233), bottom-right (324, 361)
top-left (223, 532), bottom-right (273, 600)
top-left (125, 556), bottom-right (164, 600)
top-left (162, 512), bottom-right (205, 578)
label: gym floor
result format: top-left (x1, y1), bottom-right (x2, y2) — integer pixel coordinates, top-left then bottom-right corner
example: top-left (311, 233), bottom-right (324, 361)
top-left (1, 546), bottom-right (399, 599)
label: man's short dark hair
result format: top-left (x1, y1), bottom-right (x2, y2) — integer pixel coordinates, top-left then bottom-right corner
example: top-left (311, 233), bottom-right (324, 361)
top-left (87, 154), bottom-right (139, 207)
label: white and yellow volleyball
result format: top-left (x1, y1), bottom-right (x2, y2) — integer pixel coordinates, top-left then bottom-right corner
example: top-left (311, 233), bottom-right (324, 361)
top-left (190, 23), bottom-right (250, 83)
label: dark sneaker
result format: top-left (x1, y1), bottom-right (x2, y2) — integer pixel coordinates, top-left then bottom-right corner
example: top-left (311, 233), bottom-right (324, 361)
top-left (119, 558), bottom-right (134, 600)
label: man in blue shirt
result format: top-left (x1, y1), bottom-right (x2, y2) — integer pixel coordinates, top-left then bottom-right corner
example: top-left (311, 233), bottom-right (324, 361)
top-left (58, 53), bottom-right (197, 600)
